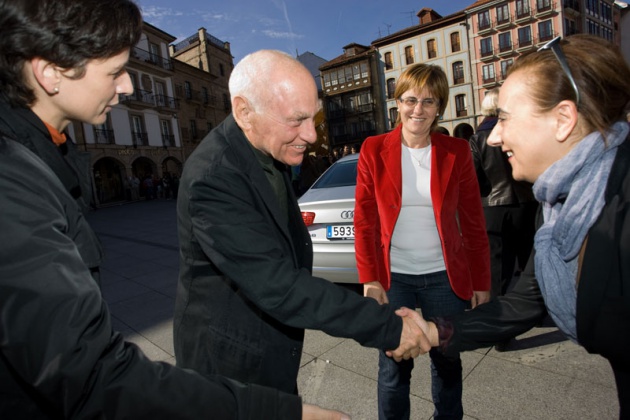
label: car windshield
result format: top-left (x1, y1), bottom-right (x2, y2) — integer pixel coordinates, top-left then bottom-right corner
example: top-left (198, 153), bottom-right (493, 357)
top-left (311, 159), bottom-right (357, 189)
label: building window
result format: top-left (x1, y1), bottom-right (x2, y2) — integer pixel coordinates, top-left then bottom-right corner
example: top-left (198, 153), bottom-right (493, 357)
top-left (389, 107), bottom-right (399, 129)
top-left (384, 52), bottom-right (393, 70)
top-left (538, 20), bottom-right (553, 42)
top-left (450, 32), bottom-right (461, 53)
top-left (200, 87), bottom-right (208, 105)
top-left (330, 71), bottom-right (338, 86)
top-left (455, 94), bottom-right (467, 117)
top-left (353, 64), bottom-right (361, 80)
top-left (131, 115), bottom-right (147, 147)
top-left (518, 26), bottom-right (532, 47)
top-left (586, 18), bottom-right (600, 36)
top-left (160, 119), bottom-right (174, 147)
top-left (149, 42), bottom-right (160, 64)
top-left (190, 120), bottom-right (198, 140)
top-left (219, 64), bottom-right (225, 77)
top-left (324, 73), bottom-right (331, 88)
top-left (517, 0), bottom-right (530, 18)
top-left (480, 37), bottom-right (493, 57)
top-left (360, 62), bottom-right (368, 78)
top-left (427, 39), bottom-right (437, 59)
top-left (452, 61), bottom-right (464, 85)
top-left (404, 46), bottom-right (415, 65)
top-left (501, 58), bottom-right (514, 79)
top-left (565, 18), bottom-right (578, 36)
top-left (478, 10), bottom-right (491, 31)
top-left (498, 32), bottom-right (512, 52)
top-left (387, 78), bottom-right (396, 99)
top-left (344, 67), bottom-right (353, 85)
top-left (337, 69), bottom-right (346, 85)
top-left (222, 93), bottom-right (230, 111)
top-left (601, 3), bottom-right (612, 24)
top-left (537, 0), bottom-right (552, 12)
top-left (184, 81), bottom-right (192, 100)
top-left (482, 64), bottom-right (496, 83)
top-left (94, 116), bottom-right (115, 145)
top-left (496, 4), bottom-right (510, 24)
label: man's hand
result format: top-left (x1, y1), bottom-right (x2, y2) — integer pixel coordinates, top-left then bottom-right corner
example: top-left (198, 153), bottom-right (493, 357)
top-left (385, 307), bottom-right (431, 361)
top-left (393, 307), bottom-right (439, 348)
top-left (364, 281), bottom-right (388, 305)
top-left (471, 290), bottom-right (490, 309)
top-left (303, 403), bottom-right (350, 419)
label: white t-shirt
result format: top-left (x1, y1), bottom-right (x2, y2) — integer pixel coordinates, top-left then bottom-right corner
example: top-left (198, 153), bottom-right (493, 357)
top-left (390, 144), bottom-right (446, 275)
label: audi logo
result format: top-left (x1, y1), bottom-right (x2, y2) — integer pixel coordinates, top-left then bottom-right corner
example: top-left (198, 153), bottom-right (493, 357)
top-left (340, 210), bottom-right (354, 220)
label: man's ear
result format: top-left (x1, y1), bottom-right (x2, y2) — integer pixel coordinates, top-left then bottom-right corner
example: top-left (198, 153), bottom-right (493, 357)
top-left (30, 57), bottom-right (61, 95)
top-left (554, 100), bottom-right (579, 143)
top-left (232, 96), bottom-right (253, 129)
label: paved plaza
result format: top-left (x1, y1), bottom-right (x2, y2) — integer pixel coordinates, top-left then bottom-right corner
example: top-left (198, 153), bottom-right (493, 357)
top-left (87, 199), bottom-right (619, 419)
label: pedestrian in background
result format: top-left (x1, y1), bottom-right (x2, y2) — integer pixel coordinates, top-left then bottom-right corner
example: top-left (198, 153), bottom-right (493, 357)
top-left (0, 0), bottom-right (347, 418)
top-left (354, 63), bottom-right (490, 420)
top-left (173, 49), bottom-right (428, 398)
top-left (405, 34), bottom-right (630, 419)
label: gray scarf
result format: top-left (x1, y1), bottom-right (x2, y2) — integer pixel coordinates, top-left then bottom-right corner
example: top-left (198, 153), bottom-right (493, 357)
top-left (533, 121), bottom-right (629, 342)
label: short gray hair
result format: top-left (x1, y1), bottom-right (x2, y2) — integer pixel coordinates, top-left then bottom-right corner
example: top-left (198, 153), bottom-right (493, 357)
top-left (228, 50), bottom-right (296, 112)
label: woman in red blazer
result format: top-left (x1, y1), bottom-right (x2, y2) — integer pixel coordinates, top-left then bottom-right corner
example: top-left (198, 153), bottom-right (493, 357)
top-left (354, 64), bottom-right (490, 420)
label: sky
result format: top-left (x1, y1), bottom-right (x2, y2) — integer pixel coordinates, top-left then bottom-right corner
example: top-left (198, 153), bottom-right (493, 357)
top-left (136, 0), bottom-right (476, 63)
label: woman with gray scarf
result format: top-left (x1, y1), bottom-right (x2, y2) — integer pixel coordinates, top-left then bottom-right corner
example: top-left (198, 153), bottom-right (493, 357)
top-left (399, 34), bottom-right (630, 419)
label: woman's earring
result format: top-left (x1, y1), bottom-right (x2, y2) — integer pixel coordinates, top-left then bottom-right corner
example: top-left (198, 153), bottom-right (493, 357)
top-left (53, 87), bottom-right (59, 93)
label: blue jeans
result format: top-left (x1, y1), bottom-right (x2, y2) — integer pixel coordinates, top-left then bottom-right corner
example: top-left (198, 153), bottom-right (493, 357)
top-left (378, 271), bottom-right (469, 420)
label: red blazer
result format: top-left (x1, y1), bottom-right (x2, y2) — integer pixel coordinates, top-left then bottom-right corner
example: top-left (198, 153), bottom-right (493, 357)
top-left (354, 125), bottom-right (490, 300)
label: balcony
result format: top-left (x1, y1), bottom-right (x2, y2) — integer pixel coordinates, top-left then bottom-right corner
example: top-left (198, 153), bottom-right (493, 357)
top-left (496, 15), bottom-right (512, 30)
top-left (477, 19), bottom-right (494, 35)
top-left (536, 32), bottom-right (558, 45)
top-left (515, 6), bottom-right (532, 23)
top-left (479, 48), bottom-right (495, 61)
top-left (154, 94), bottom-right (179, 111)
top-left (563, 0), bottom-right (580, 15)
top-left (131, 131), bottom-right (148, 147)
top-left (131, 47), bottom-right (173, 72)
top-left (184, 89), bottom-right (201, 103)
top-left (94, 129), bottom-right (115, 145)
top-left (162, 134), bottom-right (175, 148)
top-left (482, 75), bottom-right (498, 87)
top-left (516, 38), bottom-right (535, 51)
top-left (535, 1), bottom-right (556, 17)
top-left (120, 89), bottom-right (155, 108)
top-left (498, 42), bottom-right (514, 56)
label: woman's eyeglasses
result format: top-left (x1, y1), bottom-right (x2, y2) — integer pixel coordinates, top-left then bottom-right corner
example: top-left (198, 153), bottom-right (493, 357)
top-left (537, 36), bottom-right (580, 106)
top-left (398, 97), bottom-right (439, 110)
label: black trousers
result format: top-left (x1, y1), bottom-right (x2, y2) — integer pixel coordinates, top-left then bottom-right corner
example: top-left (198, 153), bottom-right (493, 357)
top-left (483, 202), bottom-right (537, 298)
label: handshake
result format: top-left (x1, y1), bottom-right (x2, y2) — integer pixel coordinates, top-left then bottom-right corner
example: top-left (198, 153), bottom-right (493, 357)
top-left (364, 281), bottom-right (440, 362)
top-left (387, 307), bottom-right (439, 362)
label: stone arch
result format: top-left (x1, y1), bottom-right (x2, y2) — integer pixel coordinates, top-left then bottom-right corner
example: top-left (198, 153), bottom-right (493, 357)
top-left (454, 123), bottom-right (474, 141)
top-left (132, 156), bottom-right (158, 198)
top-left (435, 126), bottom-right (450, 136)
top-left (162, 156), bottom-right (183, 177)
top-left (93, 157), bottom-right (127, 205)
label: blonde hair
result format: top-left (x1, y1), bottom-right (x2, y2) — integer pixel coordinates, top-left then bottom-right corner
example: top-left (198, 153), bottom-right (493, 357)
top-left (480, 88), bottom-right (499, 117)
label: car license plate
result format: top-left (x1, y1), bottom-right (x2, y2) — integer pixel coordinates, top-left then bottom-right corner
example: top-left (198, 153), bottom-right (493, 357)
top-left (327, 224), bottom-right (355, 240)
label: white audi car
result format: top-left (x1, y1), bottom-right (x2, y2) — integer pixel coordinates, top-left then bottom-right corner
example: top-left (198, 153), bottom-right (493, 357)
top-left (298, 153), bottom-right (359, 284)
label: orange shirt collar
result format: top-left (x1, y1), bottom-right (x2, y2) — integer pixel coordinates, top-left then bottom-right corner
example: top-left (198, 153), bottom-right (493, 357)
top-left (43, 121), bottom-right (67, 146)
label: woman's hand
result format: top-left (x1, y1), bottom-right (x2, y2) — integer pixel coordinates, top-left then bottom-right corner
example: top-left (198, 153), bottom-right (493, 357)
top-left (471, 290), bottom-right (490, 308)
top-left (364, 281), bottom-right (388, 305)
